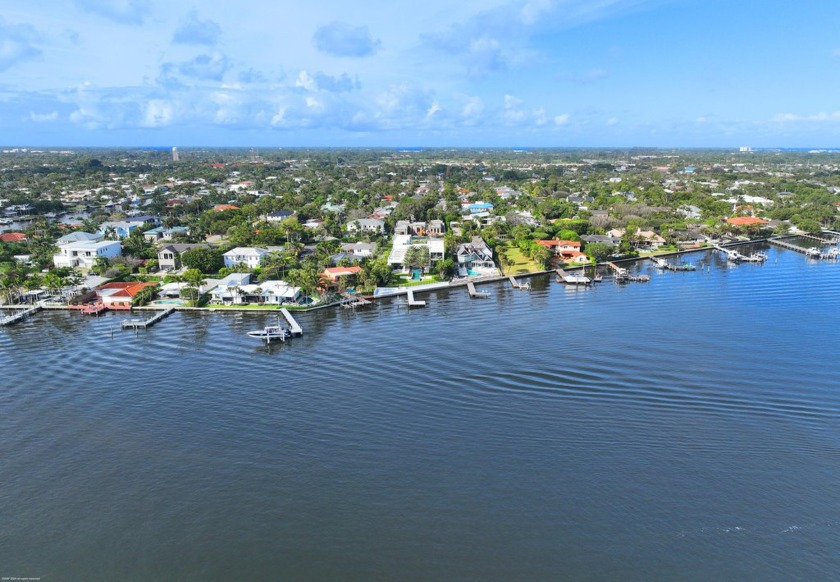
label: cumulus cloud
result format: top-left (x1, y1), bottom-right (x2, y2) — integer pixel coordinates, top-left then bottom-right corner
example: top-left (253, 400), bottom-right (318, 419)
top-left (75, 0), bottom-right (151, 25)
top-left (554, 113), bottom-right (571, 125)
top-left (173, 10), bottom-right (222, 46)
top-left (295, 70), bottom-right (359, 93)
top-left (313, 22), bottom-right (380, 57)
top-left (159, 53), bottom-right (231, 86)
top-left (0, 18), bottom-right (42, 71)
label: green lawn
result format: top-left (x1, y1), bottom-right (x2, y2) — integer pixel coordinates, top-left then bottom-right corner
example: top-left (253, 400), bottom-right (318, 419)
top-left (500, 244), bottom-right (542, 274)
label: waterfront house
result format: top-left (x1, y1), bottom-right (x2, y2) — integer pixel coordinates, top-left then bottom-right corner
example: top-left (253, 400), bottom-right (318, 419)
top-left (223, 247), bottom-right (269, 269)
top-left (238, 280), bottom-right (302, 304)
top-left (53, 240), bottom-right (122, 269)
top-left (456, 237), bottom-right (497, 277)
top-left (209, 273), bottom-right (251, 304)
top-left (322, 266), bottom-right (362, 284)
top-left (387, 235), bottom-right (445, 272)
top-left (94, 281), bottom-right (157, 310)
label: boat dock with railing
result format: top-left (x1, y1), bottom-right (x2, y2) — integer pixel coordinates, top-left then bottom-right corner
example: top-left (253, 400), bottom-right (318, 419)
top-left (0, 303), bottom-right (42, 326)
top-left (121, 307), bottom-right (175, 329)
top-left (767, 237), bottom-right (827, 259)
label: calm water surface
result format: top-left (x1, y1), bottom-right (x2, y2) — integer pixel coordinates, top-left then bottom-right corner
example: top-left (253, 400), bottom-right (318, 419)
top-left (2, 246), bottom-right (840, 581)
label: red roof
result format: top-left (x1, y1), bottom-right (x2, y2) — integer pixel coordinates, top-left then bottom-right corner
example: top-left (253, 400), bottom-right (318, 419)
top-left (726, 216), bottom-right (768, 226)
top-left (96, 281), bottom-right (157, 298)
top-left (534, 239), bottom-right (560, 248)
top-left (323, 266), bottom-right (362, 279)
top-left (557, 240), bottom-right (581, 248)
top-left (213, 204), bottom-right (240, 211)
top-left (0, 232), bottom-right (26, 242)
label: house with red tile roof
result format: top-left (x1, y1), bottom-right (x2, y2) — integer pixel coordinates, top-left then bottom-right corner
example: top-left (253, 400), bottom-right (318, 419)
top-left (726, 216), bottom-right (768, 226)
top-left (94, 281), bottom-right (157, 310)
top-left (0, 232), bottom-right (26, 242)
top-left (213, 204), bottom-right (240, 211)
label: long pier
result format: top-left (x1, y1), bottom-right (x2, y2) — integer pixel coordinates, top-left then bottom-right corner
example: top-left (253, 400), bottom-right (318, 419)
top-left (279, 308), bottom-right (304, 335)
top-left (767, 237), bottom-right (823, 258)
top-left (0, 303), bottom-right (42, 326)
top-left (467, 281), bottom-right (491, 298)
top-left (121, 307), bottom-right (175, 329)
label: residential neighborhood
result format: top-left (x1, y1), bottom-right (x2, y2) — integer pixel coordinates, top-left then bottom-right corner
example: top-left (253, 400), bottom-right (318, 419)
top-left (2, 147), bottom-right (839, 311)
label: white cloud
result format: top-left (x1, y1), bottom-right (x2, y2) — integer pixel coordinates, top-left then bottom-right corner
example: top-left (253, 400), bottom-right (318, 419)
top-left (606, 117), bottom-right (618, 126)
top-left (313, 21), bottom-right (381, 57)
top-left (0, 18), bottom-right (42, 71)
top-left (173, 10), bottom-right (222, 46)
top-left (554, 113), bottom-right (570, 125)
top-left (142, 99), bottom-right (174, 127)
top-left (75, 0), bottom-right (151, 25)
top-left (29, 111), bottom-right (58, 122)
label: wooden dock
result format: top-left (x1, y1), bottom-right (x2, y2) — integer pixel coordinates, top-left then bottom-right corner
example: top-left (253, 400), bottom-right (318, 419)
top-left (405, 289), bottom-right (426, 307)
top-left (340, 292), bottom-right (372, 309)
top-left (466, 281), bottom-right (491, 298)
top-left (80, 303), bottom-right (108, 316)
top-left (606, 262), bottom-right (650, 283)
top-left (279, 307), bottom-right (304, 335)
top-left (121, 307), bottom-right (175, 329)
top-left (0, 303), bottom-right (42, 326)
top-left (508, 275), bottom-right (531, 290)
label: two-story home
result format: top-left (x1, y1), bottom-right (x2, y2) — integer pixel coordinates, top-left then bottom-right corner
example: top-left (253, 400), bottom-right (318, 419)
top-left (346, 218), bottom-right (386, 235)
top-left (158, 243), bottom-right (209, 271)
top-left (53, 240), bottom-right (122, 269)
top-left (222, 247), bottom-right (269, 269)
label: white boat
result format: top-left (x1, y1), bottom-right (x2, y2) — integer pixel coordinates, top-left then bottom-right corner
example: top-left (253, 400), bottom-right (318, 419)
top-left (247, 324), bottom-right (290, 342)
top-left (806, 247), bottom-right (822, 258)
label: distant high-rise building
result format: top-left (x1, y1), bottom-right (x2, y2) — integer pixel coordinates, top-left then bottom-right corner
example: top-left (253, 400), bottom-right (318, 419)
top-left (739, 146), bottom-right (752, 152)
top-left (172, 146), bottom-right (180, 162)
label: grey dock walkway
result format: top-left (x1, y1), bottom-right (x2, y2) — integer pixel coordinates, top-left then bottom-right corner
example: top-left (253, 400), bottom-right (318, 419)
top-left (466, 281), bottom-right (491, 298)
top-left (0, 303), bottom-right (42, 326)
top-left (122, 307), bottom-right (175, 329)
top-left (405, 289), bottom-right (426, 307)
top-left (508, 275), bottom-right (530, 290)
top-left (767, 237), bottom-right (823, 258)
top-left (280, 308), bottom-right (304, 335)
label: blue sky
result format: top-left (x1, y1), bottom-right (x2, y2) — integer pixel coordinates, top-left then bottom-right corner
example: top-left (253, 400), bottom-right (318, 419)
top-left (2, 0), bottom-right (840, 147)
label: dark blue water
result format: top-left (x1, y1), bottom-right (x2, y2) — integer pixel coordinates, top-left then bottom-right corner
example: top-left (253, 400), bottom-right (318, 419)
top-left (2, 247), bottom-right (840, 581)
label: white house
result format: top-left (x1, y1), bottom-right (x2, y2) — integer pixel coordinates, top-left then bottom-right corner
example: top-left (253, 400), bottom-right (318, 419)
top-left (238, 280), bottom-right (302, 305)
top-left (53, 240), bottom-right (122, 268)
top-left (387, 235), bottom-right (445, 271)
top-left (346, 218), bottom-right (385, 235)
top-left (222, 247), bottom-right (269, 269)
top-left (209, 273), bottom-right (252, 304)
